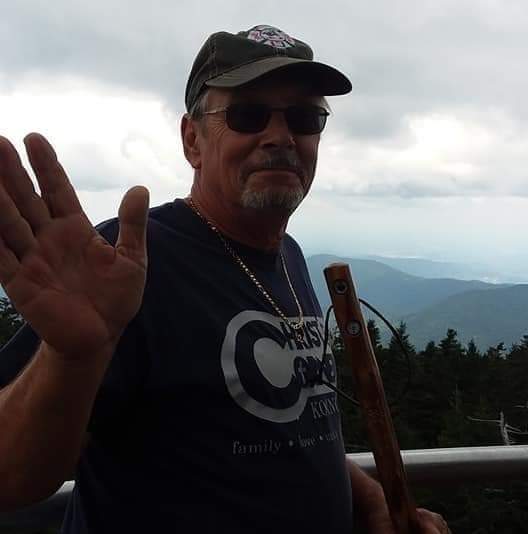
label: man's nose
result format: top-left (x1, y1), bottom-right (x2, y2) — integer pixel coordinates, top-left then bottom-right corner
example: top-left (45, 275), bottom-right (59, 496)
top-left (259, 110), bottom-right (295, 148)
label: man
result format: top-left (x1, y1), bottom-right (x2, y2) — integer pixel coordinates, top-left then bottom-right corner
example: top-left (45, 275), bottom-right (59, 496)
top-left (0, 25), bottom-right (449, 533)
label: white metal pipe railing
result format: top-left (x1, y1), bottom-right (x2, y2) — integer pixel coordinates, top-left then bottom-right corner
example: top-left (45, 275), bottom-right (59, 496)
top-left (350, 445), bottom-right (528, 486)
top-left (1, 446), bottom-right (527, 529)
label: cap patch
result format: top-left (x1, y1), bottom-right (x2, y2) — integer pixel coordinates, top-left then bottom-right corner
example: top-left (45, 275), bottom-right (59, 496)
top-left (246, 25), bottom-right (295, 49)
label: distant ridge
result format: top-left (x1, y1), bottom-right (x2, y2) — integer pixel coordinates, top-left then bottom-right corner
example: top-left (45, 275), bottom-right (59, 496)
top-left (403, 284), bottom-right (528, 350)
top-left (305, 254), bottom-right (526, 351)
top-left (363, 255), bottom-right (503, 282)
top-left (306, 254), bottom-right (503, 318)
top-left (2, 255), bottom-right (525, 351)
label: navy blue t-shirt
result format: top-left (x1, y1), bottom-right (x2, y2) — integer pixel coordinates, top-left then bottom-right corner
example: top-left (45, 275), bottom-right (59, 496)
top-left (0, 199), bottom-right (353, 533)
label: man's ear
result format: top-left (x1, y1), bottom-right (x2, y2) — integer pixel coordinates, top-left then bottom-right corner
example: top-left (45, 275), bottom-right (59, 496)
top-left (181, 114), bottom-right (202, 170)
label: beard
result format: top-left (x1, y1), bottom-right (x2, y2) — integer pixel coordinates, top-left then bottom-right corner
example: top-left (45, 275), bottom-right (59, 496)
top-left (240, 186), bottom-right (305, 212)
top-left (238, 149), bottom-right (308, 212)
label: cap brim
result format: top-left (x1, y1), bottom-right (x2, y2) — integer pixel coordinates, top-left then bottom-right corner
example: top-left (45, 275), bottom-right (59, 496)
top-left (205, 56), bottom-right (352, 96)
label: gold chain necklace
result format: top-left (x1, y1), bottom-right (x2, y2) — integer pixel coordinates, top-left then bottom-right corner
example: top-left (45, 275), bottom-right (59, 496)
top-left (187, 198), bottom-right (305, 342)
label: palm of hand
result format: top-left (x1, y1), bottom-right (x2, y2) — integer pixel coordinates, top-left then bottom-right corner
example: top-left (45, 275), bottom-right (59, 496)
top-left (0, 134), bottom-right (149, 358)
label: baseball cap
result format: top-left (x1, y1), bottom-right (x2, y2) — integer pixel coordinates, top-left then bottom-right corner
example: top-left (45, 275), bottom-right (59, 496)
top-left (185, 24), bottom-right (352, 111)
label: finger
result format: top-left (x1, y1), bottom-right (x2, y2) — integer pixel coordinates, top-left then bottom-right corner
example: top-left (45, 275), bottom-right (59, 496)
top-left (0, 182), bottom-right (37, 260)
top-left (24, 133), bottom-right (84, 218)
top-left (115, 186), bottom-right (149, 265)
top-left (416, 509), bottom-right (449, 533)
top-left (0, 136), bottom-right (52, 232)
top-left (0, 234), bottom-right (20, 287)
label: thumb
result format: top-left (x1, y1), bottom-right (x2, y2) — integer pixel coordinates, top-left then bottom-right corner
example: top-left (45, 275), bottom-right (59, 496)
top-left (115, 186), bottom-right (149, 264)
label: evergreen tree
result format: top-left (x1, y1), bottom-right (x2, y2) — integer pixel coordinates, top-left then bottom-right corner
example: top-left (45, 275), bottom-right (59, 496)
top-left (0, 297), bottom-right (22, 348)
top-left (331, 327), bottom-right (368, 451)
top-left (466, 339), bottom-right (480, 358)
top-left (381, 322), bottom-right (415, 404)
top-left (366, 319), bottom-right (382, 353)
top-left (501, 336), bottom-right (528, 440)
top-left (333, 314), bottom-right (528, 530)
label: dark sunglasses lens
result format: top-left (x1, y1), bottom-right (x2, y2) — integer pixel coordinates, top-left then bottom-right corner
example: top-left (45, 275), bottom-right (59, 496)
top-left (286, 106), bottom-right (328, 134)
top-left (226, 104), bottom-right (270, 133)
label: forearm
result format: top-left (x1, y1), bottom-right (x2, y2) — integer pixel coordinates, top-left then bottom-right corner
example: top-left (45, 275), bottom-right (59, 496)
top-left (0, 341), bottom-right (113, 510)
top-left (346, 457), bottom-right (388, 528)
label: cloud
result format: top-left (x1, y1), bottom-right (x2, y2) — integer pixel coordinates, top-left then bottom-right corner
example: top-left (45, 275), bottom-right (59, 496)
top-left (318, 107), bottom-right (528, 198)
top-left (2, 1), bottom-right (528, 127)
top-left (0, 76), bottom-right (193, 228)
top-left (2, 0), bottom-right (528, 273)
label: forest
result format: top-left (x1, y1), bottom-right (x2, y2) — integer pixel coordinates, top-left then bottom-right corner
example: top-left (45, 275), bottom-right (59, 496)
top-left (1, 296), bottom-right (528, 533)
top-left (335, 319), bottom-right (528, 533)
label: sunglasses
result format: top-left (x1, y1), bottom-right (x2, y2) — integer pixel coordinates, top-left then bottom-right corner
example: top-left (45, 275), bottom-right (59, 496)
top-left (202, 103), bottom-right (329, 135)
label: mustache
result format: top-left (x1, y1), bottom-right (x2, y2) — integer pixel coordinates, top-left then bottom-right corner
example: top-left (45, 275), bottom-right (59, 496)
top-left (241, 150), bottom-right (305, 180)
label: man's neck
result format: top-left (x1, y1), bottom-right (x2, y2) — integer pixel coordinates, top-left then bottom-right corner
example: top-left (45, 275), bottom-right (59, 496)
top-left (186, 190), bottom-right (290, 253)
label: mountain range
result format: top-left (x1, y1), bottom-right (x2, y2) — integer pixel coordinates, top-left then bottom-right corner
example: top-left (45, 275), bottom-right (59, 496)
top-left (402, 284), bottom-right (528, 350)
top-left (306, 254), bottom-right (528, 351)
top-left (361, 255), bottom-right (504, 283)
top-left (2, 254), bottom-right (527, 351)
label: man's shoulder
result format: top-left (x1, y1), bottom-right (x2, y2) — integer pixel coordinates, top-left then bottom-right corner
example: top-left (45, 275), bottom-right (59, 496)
top-left (283, 233), bottom-right (306, 259)
top-left (95, 199), bottom-right (190, 245)
top-left (95, 200), bottom-right (178, 231)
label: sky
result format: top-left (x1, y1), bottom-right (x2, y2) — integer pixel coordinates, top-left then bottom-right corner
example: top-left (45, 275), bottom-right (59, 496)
top-left (2, 0), bottom-right (528, 281)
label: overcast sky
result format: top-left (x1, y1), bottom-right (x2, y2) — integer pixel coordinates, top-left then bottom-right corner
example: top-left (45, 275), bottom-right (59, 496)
top-left (2, 0), bottom-right (528, 280)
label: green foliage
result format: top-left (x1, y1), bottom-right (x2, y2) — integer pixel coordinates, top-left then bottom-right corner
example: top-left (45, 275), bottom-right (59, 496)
top-left (333, 326), bottom-right (528, 533)
top-left (0, 298), bottom-right (22, 348)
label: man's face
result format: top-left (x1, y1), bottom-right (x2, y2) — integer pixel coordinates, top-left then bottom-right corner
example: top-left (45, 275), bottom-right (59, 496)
top-left (190, 80), bottom-right (323, 214)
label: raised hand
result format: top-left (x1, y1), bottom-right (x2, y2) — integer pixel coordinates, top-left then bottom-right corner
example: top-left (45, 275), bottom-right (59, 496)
top-left (0, 133), bottom-right (149, 359)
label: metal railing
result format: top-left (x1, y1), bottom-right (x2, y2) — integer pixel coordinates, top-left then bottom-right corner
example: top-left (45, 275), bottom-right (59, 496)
top-left (352, 444), bottom-right (528, 486)
top-left (1, 445), bottom-right (528, 529)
